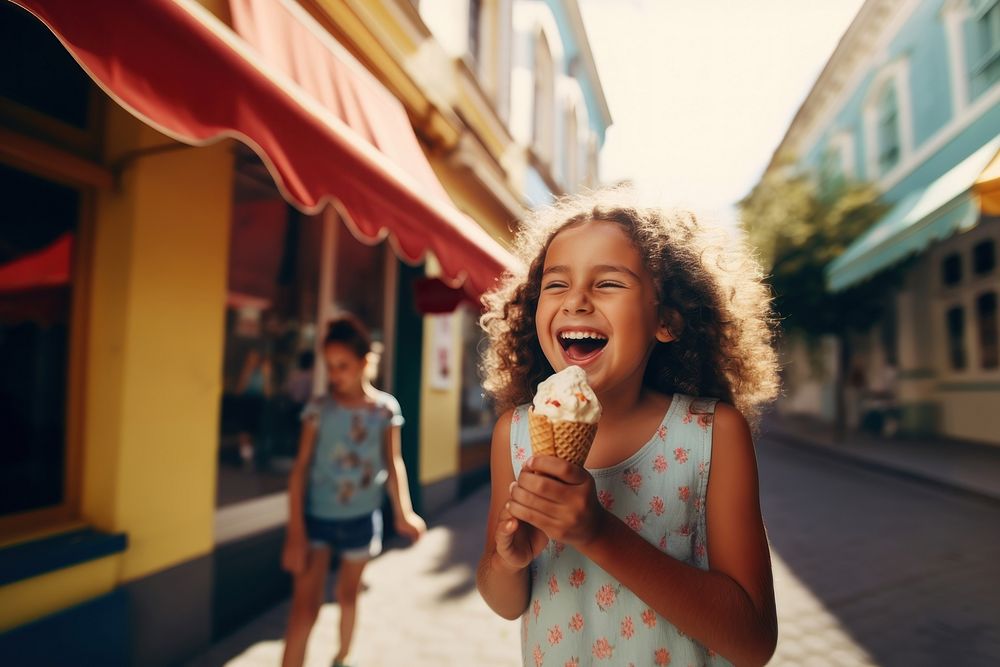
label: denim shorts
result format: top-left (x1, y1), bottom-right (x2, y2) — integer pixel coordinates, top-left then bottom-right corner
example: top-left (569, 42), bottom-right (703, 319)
top-left (305, 510), bottom-right (382, 561)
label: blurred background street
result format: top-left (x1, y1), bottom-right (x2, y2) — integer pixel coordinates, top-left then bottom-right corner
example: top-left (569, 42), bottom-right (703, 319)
top-left (2, 0), bottom-right (998, 665)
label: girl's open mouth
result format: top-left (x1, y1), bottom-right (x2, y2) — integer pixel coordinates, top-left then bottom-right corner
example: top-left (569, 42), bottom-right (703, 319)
top-left (558, 330), bottom-right (608, 364)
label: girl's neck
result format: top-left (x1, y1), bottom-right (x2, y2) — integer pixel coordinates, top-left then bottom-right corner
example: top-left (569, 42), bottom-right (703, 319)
top-left (331, 381), bottom-right (374, 405)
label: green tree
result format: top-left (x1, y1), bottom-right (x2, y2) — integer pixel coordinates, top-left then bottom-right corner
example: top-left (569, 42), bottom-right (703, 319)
top-left (741, 166), bottom-right (898, 438)
top-left (740, 165), bottom-right (894, 337)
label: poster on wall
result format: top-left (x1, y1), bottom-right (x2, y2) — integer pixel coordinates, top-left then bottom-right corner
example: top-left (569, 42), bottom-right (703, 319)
top-left (429, 314), bottom-right (454, 391)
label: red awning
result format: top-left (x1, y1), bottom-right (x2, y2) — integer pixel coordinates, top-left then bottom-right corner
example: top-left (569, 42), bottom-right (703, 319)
top-left (13, 0), bottom-right (518, 300)
top-left (0, 233), bottom-right (72, 293)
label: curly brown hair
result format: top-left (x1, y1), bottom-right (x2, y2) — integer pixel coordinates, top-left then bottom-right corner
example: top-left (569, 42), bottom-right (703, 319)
top-left (480, 188), bottom-right (780, 427)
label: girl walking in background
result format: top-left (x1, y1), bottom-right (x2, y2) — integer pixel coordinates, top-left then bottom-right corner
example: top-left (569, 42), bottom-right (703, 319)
top-left (477, 189), bottom-right (780, 666)
top-left (282, 314), bottom-right (425, 667)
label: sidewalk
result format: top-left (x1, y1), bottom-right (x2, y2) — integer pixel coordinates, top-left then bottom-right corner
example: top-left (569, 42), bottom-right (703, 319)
top-left (762, 412), bottom-right (1000, 503)
top-left (186, 485), bottom-right (521, 667)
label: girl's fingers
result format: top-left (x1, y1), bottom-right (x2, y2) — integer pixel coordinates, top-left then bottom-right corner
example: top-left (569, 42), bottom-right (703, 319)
top-left (509, 484), bottom-right (565, 518)
top-left (524, 455), bottom-right (589, 484)
top-left (506, 498), bottom-right (556, 532)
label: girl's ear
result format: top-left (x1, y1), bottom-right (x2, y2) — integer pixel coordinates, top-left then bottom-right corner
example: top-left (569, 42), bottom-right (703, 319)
top-left (655, 309), bottom-right (681, 343)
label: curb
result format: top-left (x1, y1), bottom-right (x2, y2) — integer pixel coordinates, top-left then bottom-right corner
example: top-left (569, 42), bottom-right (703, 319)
top-left (763, 427), bottom-right (1000, 506)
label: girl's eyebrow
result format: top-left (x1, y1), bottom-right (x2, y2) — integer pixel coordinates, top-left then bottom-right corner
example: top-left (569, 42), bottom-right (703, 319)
top-left (542, 264), bottom-right (640, 279)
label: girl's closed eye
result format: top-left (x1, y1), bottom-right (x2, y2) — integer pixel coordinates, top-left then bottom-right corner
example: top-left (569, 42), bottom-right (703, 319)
top-left (596, 280), bottom-right (626, 289)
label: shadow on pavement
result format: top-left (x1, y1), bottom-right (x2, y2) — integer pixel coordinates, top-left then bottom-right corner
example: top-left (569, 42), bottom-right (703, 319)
top-left (757, 433), bottom-right (1000, 666)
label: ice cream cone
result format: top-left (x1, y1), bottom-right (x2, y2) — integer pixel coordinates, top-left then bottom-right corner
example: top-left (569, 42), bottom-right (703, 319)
top-left (528, 408), bottom-right (556, 457)
top-left (552, 420), bottom-right (598, 467)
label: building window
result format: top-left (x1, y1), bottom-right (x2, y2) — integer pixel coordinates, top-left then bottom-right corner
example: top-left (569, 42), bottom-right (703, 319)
top-left (876, 83), bottom-right (901, 174)
top-left (946, 306), bottom-right (967, 370)
top-left (218, 152), bottom-right (393, 509)
top-left (459, 303), bottom-right (494, 434)
top-left (532, 31), bottom-right (554, 165)
top-left (0, 3), bottom-right (91, 130)
top-left (863, 61), bottom-right (911, 181)
top-left (973, 239), bottom-right (996, 275)
top-left (585, 134), bottom-right (599, 187)
top-left (942, 253), bottom-right (963, 286)
top-left (0, 163), bottom-right (81, 523)
top-left (974, 0), bottom-right (1000, 83)
top-left (563, 104), bottom-right (578, 192)
top-left (468, 0), bottom-right (482, 64)
top-left (819, 146), bottom-right (845, 197)
top-left (978, 292), bottom-right (998, 369)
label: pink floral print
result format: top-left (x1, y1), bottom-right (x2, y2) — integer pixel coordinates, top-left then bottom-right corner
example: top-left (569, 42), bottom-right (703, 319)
top-left (597, 489), bottom-right (615, 510)
top-left (592, 638), bottom-right (614, 660)
top-left (623, 467), bottom-right (643, 494)
top-left (513, 396), bottom-right (719, 665)
top-left (595, 584), bottom-right (618, 611)
top-left (621, 615), bottom-right (635, 639)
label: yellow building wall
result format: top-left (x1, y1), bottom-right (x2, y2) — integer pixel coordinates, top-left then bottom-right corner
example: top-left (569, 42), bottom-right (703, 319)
top-left (0, 556), bottom-right (120, 631)
top-left (937, 390), bottom-right (1000, 445)
top-left (85, 109), bottom-right (232, 581)
top-left (1, 107), bottom-right (233, 629)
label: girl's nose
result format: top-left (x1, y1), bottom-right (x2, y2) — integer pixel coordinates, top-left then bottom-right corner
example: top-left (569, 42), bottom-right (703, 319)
top-left (562, 289), bottom-right (593, 314)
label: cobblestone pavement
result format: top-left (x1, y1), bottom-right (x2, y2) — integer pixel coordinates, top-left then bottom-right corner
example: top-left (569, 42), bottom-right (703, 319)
top-left (191, 436), bottom-right (1000, 666)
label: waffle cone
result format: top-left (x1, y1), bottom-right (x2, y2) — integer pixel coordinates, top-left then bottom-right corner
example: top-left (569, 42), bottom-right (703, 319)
top-left (528, 408), bottom-right (556, 458)
top-left (552, 420), bottom-right (598, 467)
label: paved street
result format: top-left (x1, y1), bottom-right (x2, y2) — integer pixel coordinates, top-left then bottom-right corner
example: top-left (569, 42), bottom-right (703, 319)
top-left (191, 435), bottom-right (1000, 667)
top-left (761, 438), bottom-right (1000, 666)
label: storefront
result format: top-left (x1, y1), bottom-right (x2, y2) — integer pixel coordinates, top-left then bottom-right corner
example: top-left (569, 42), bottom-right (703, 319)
top-left (0, 1), bottom-right (516, 664)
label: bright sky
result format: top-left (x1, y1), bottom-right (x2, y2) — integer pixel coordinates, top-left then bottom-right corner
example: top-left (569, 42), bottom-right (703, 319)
top-left (579, 0), bottom-right (866, 227)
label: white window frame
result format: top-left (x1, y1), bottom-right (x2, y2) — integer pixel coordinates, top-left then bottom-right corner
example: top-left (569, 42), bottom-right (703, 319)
top-left (532, 30), bottom-right (555, 165)
top-left (942, 0), bottom-right (972, 114)
top-left (562, 101), bottom-right (578, 191)
top-left (862, 59), bottom-right (914, 181)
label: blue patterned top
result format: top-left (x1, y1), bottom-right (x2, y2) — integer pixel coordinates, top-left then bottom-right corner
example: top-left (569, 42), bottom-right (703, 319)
top-left (302, 391), bottom-right (403, 520)
top-left (509, 394), bottom-right (732, 667)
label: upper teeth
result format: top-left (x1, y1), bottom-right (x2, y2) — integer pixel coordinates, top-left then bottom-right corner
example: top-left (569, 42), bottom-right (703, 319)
top-left (560, 331), bottom-right (607, 340)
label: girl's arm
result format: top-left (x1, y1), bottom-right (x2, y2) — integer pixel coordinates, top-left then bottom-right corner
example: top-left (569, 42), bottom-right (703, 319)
top-left (476, 410), bottom-right (547, 620)
top-left (383, 424), bottom-right (426, 541)
top-left (282, 417), bottom-right (318, 574)
top-left (509, 403), bottom-right (777, 666)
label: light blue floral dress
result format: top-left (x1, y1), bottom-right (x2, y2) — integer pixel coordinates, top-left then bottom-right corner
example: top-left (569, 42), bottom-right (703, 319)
top-left (510, 394), bottom-right (732, 666)
top-left (302, 390), bottom-right (403, 520)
